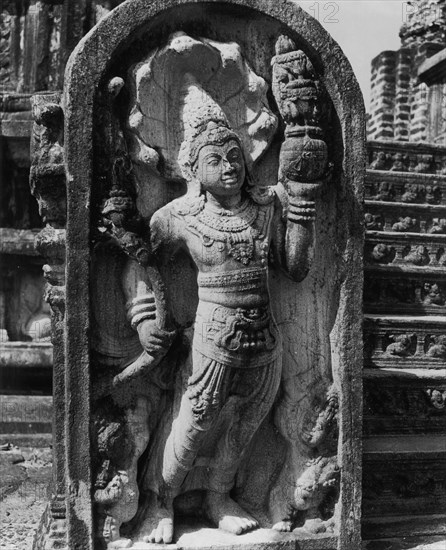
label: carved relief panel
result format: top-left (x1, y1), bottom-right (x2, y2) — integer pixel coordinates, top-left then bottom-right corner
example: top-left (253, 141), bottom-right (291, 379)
top-left (39, 2), bottom-right (364, 550)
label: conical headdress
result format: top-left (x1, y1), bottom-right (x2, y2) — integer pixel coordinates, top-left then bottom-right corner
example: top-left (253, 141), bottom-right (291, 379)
top-left (178, 75), bottom-right (242, 180)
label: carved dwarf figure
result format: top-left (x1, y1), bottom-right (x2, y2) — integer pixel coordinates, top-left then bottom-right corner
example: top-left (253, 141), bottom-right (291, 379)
top-left (392, 217), bottom-right (416, 232)
top-left (372, 182), bottom-right (394, 201)
top-left (390, 152), bottom-right (408, 172)
top-left (414, 154), bottom-right (433, 173)
top-left (423, 283), bottom-right (444, 306)
top-left (427, 335), bottom-right (446, 359)
top-left (429, 218), bottom-right (446, 234)
top-left (385, 333), bottom-right (415, 357)
top-left (371, 243), bottom-right (392, 263)
top-left (272, 456), bottom-right (339, 534)
top-left (424, 184), bottom-right (440, 204)
top-left (364, 213), bottom-right (382, 231)
top-left (369, 151), bottom-right (388, 171)
top-left (404, 245), bottom-right (429, 266)
top-left (401, 183), bottom-right (419, 203)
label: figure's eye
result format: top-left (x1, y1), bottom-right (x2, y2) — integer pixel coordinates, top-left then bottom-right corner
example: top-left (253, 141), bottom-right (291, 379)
top-left (205, 155), bottom-right (221, 167)
top-left (227, 148), bottom-right (242, 163)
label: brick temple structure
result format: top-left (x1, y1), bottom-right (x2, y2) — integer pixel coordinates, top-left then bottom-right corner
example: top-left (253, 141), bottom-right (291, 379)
top-left (0, 0), bottom-right (445, 546)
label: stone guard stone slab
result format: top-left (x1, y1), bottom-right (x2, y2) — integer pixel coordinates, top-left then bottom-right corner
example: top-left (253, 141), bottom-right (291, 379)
top-left (32, 2), bottom-right (365, 549)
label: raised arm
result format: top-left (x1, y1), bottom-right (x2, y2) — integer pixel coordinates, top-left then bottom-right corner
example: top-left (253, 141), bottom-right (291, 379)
top-left (272, 188), bottom-right (315, 282)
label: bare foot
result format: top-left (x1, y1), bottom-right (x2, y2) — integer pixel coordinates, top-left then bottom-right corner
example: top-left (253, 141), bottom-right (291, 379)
top-left (205, 491), bottom-right (258, 535)
top-left (272, 520), bottom-right (292, 532)
top-left (138, 495), bottom-right (174, 544)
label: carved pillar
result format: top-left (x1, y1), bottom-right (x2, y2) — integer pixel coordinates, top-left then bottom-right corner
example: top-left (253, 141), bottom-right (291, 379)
top-left (30, 90), bottom-right (67, 550)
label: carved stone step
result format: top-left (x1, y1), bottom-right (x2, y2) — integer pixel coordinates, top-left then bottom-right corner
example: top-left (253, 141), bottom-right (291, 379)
top-left (366, 170), bottom-right (446, 205)
top-left (365, 200), bottom-right (446, 234)
top-left (0, 110), bottom-right (33, 137)
top-left (364, 434), bottom-right (446, 454)
top-left (365, 232), bottom-right (446, 268)
top-left (0, 343), bottom-right (53, 368)
top-left (363, 370), bottom-right (446, 437)
top-left (362, 436), bottom-right (446, 522)
top-left (120, 528), bottom-right (337, 550)
top-left (0, 93), bottom-right (32, 113)
top-left (0, 395), bottom-right (52, 436)
top-left (364, 314), bottom-right (446, 367)
top-left (0, 228), bottom-right (41, 256)
top-left (0, 433), bottom-right (52, 447)
top-left (364, 271), bottom-right (446, 315)
top-left (367, 139), bottom-right (446, 176)
top-left (362, 515), bottom-right (446, 541)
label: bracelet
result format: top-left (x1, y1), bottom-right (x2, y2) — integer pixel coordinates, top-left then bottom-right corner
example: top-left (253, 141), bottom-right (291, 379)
top-left (288, 200), bottom-right (315, 223)
top-left (126, 294), bottom-right (156, 329)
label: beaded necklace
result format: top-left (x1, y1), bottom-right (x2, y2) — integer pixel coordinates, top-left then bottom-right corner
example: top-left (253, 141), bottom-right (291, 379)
top-left (182, 197), bottom-right (271, 266)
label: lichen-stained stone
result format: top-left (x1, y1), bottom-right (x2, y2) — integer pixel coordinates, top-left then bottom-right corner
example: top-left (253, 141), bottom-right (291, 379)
top-left (33, 1), bottom-right (365, 549)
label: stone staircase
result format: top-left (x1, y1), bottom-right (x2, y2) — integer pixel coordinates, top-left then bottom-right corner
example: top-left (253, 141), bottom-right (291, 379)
top-left (362, 140), bottom-right (446, 539)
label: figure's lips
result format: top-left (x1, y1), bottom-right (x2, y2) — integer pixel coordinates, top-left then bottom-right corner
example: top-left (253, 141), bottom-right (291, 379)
top-left (221, 175), bottom-right (239, 184)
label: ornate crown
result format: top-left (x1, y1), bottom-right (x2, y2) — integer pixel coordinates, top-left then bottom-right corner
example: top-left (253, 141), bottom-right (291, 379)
top-left (178, 76), bottom-right (243, 178)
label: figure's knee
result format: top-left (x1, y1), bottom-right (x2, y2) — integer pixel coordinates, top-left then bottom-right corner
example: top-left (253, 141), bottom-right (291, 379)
top-left (187, 390), bottom-right (221, 431)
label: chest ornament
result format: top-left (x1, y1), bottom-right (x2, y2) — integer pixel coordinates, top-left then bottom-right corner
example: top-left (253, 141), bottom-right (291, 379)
top-left (182, 199), bottom-right (272, 265)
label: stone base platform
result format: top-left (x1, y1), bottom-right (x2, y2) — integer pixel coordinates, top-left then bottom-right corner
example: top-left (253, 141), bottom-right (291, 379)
top-left (110, 524), bottom-right (337, 550)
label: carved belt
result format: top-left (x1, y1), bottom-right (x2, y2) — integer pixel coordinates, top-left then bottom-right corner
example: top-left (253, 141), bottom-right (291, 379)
top-left (194, 303), bottom-right (280, 368)
top-left (197, 267), bottom-right (268, 305)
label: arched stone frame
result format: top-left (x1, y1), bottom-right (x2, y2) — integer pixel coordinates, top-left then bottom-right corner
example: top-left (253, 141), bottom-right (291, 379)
top-left (62, 1), bottom-right (365, 548)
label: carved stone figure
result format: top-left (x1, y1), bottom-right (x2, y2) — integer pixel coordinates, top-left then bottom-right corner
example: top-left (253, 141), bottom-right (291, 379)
top-left (401, 183), bottom-right (420, 203)
top-left (94, 34), bottom-right (331, 546)
top-left (130, 111), bottom-right (321, 543)
top-left (365, 213), bottom-right (383, 230)
top-left (427, 335), bottom-right (446, 358)
top-left (426, 389), bottom-right (446, 409)
top-left (369, 151), bottom-right (388, 170)
top-left (392, 217), bottom-right (416, 232)
top-left (414, 154), bottom-right (433, 173)
top-left (404, 245), bottom-right (429, 265)
top-left (371, 243), bottom-right (393, 263)
top-left (372, 182), bottom-right (394, 201)
top-left (271, 36), bottom-right (321, 129)
top-left (272, 456), bottom-right (339, 534)
top-left (4, 271), bottom-right (51, 341)
top-left (424, 184), bottom-right (440, 204)
top-left (385, 334), bottom-right (416, 356)
top-left (390, 152), bottom-right (408, 172)
top-left (32, 3), bottom-right (365, 549)
top-left (423, 283), bottom-right (444, 305)
top-left (429, 218), bottom-right (446, 234)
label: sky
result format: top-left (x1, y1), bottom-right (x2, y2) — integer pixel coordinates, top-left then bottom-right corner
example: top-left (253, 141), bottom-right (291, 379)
top-left (299, 1), bottom-right (406, 110)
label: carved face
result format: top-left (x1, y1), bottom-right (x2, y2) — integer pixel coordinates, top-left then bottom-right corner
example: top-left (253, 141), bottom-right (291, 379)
top-left (194, 140), bottom-right (245, 197)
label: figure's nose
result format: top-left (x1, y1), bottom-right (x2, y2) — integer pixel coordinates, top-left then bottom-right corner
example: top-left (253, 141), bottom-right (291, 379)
top-left (222, 158), bottom-right (236, 172)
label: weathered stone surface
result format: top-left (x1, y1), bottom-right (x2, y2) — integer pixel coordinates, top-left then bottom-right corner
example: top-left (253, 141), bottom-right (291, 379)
top-left (0, 445), bottom-right (52, 550)
top-left (43, 1), bottom-right (364, 550)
